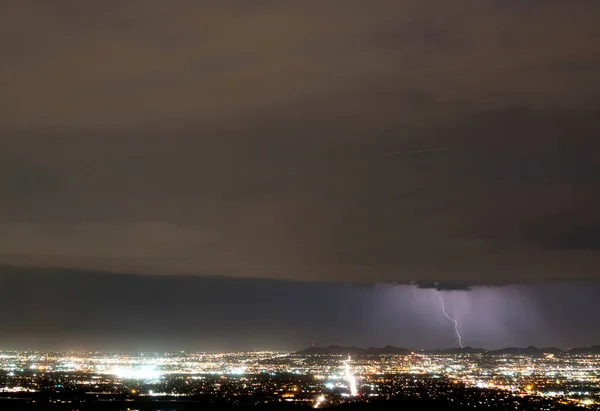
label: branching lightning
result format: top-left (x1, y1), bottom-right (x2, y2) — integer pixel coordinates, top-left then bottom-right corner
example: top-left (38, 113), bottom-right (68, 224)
top-left (435, 290), bottom-right (464, 348)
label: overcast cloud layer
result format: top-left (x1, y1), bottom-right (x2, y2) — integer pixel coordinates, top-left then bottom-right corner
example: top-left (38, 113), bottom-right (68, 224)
top-left (1, 267), bottom-right (600, 351)
top-left (2, 1), bottom-right (600, 284)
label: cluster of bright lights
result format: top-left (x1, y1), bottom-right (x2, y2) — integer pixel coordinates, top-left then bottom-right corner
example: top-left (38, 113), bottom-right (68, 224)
top-left (313, 394), bottom-right (326, 408)
top-left (2, 349), bottom-right (600, 407)
top-left (111, 366), bottom-right (162, 380)
top-left (229, 366), bottom-right (247, 375)
top-left (0, 386), bottom-right (36, 393)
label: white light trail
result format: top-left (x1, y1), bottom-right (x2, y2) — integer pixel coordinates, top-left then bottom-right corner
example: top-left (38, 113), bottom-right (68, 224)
top-left (313, 394), bottom-right (326, 408)
top-left (435, 290), bottom-right (463, 348)
top-left (344, 356), bottom-right (358, 396)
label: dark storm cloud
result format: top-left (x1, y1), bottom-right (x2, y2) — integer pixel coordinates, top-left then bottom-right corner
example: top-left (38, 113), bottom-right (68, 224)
top-left (1, 1), bottom-right (600, 286)
top-left (547, 224), bottom-right (600, 252)
top-left (1, 266), bottom-right (600, 350)
top-left (413, 282), bottom-right (472, 292)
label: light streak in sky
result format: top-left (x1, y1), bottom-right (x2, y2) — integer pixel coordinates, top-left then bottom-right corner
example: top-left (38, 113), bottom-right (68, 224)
top-left (435, 290), bottom-right (464, 348)
top-left (384, 147), bottom-right (446, 155)
top-left (344, 356), bottom-right (358, 396)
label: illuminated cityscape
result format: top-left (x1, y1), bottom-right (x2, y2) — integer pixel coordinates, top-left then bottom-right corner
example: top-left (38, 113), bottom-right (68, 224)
top-left (2, 1), bottom-right (600, 410)
top-left (1, 347), bottom-right (599, 410)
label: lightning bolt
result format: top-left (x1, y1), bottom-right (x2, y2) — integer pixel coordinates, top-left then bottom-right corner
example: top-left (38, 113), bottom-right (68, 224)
top-left (435, 290), bottom-right (464, 348)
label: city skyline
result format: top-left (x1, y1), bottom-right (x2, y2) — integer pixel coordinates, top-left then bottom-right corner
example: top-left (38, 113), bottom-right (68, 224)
top-left (1, 347), bottom-right (599, 409)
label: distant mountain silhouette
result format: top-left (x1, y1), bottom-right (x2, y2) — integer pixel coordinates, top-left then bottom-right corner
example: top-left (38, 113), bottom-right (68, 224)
top-left (539, 347), bottom-right (564, 355)
top-left (298, 345), bottom-right (600, 356)
top-left (366, 345), bottom-right (412, 355)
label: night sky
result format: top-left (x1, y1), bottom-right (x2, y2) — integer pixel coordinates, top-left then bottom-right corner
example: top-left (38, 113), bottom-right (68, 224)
top-left (1, 1), bottom-right (600, 350)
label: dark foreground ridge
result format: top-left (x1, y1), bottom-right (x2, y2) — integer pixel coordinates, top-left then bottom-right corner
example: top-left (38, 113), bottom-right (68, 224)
top-left (297, 345), bottom-right (600, 356)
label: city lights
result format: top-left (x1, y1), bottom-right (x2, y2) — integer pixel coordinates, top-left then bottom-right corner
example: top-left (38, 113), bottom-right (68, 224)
top-left (0, 349), bottom-right (599, 409)
top-left (112, 366), bottom-right (162, 380)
